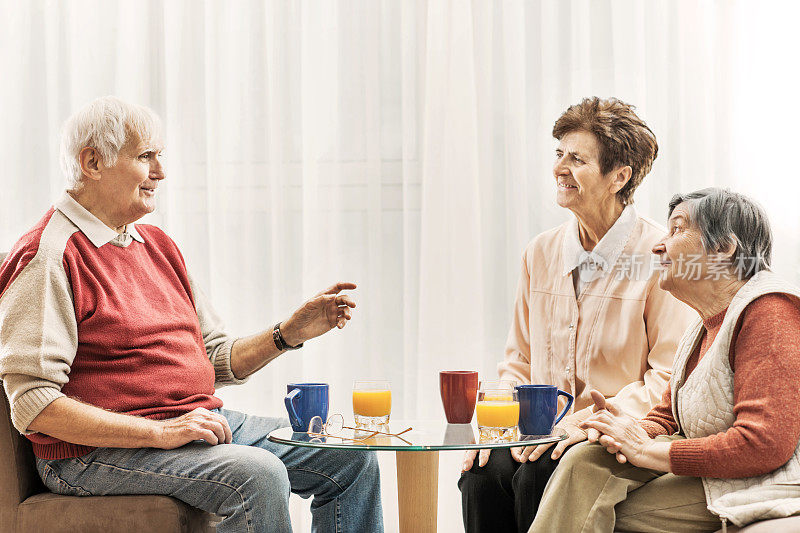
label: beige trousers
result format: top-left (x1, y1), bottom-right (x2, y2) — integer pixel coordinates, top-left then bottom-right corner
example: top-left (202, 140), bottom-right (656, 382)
top-left (529, 436), bottom-right (722, 533)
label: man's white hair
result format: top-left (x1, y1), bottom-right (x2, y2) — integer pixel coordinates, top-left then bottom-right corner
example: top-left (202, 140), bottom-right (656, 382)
top-left (60, 96), bottom-right (162, 189)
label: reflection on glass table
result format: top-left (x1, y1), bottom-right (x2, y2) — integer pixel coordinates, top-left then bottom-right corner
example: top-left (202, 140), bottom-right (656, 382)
top-left (269, 417), bottom-right (566, 451)
top-left (268, 419), bottom-right (566, 533)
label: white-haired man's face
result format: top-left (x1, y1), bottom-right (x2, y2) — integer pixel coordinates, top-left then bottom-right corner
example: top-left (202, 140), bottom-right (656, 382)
top-left (84, 132), bottom-right (165, 227)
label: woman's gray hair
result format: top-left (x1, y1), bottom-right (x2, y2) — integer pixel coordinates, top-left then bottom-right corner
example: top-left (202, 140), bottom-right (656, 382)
top-left (60, 96), bottom-right (162, 189)
top-left (668, 188), bottom-right (772, 279)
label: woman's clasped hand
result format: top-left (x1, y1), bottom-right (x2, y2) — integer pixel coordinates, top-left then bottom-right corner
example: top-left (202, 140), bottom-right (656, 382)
top-left (580, 389), bottom-right (670, 472)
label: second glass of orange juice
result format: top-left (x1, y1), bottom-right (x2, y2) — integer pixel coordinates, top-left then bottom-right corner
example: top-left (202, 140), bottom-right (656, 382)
top-left (352, 380), bottom-right (391, 427)
top-left (476, 387), bottom-right (519, 442)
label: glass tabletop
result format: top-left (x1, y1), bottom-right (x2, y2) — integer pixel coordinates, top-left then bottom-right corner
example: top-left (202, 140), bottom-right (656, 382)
top-left (267, 419), bottom-right (567, 451)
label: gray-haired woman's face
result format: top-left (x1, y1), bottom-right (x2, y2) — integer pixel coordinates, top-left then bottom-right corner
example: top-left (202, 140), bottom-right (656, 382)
top-left (651, 202), bottom-right (713, 295)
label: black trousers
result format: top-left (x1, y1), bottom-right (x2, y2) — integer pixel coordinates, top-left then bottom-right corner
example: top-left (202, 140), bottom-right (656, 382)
top-left (458, 446), bottom-right (574, 533)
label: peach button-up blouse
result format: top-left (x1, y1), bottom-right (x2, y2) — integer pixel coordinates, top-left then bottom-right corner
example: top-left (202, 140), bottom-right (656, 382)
top-left (498, 210), bottom-right (695, 420)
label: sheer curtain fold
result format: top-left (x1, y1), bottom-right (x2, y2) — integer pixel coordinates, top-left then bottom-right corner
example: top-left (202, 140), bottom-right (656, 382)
top-left (2, 0), bottom-right (799, 425)
top-left (2, 1), bottom-right (800, 530)
top-left (417, 0), bottom-right (486, 413)
top-left (3, 0), bottom-right (799, 423)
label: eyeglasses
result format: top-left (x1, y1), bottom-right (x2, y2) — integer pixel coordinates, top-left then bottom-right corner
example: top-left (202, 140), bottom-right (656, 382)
top-left (307, 413), bottom-right (413, 445)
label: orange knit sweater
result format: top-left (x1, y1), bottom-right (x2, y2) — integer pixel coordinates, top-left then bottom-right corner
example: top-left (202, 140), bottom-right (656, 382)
top-left (639, 293), bottom-right (800, 478)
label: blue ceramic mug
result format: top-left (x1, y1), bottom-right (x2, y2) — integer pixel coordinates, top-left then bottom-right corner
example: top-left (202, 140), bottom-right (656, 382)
top-left (516, 385), bottom-right (573, 436)
top-left (285, 383), bottom-right (329, 432)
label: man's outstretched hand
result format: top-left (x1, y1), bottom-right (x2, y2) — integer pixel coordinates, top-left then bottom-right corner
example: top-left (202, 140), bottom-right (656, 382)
top-left (281, 282), bottom-right (357, 346)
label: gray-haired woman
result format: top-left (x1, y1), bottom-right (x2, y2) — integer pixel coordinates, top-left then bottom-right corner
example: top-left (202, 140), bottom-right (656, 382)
top-left (530, 188), bottom-right (800, 532)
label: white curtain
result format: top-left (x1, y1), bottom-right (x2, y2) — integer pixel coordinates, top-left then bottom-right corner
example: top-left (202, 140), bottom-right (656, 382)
top-left (2, 1), bottom-right (799, 530)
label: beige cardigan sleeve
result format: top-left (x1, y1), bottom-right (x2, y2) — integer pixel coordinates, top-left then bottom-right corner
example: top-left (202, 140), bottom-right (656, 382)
top-left (497, 253), bottom-right (534, 385)
top-left (607, 276), bottom-right (695, 418)
top-left (0, 252), bottom-right (76, 434)
top-left (187, 274), bottom-right (248, 387)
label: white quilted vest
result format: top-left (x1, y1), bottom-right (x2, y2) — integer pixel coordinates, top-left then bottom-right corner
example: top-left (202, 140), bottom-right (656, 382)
top-left (670, 270), bottom-right (800, 527)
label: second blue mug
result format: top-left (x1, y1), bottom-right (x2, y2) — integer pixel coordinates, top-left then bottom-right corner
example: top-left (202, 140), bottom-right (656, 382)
top-left (515, 384), bottom-right (573, 436)
top-left (285, 383), bottom-right (329, 432)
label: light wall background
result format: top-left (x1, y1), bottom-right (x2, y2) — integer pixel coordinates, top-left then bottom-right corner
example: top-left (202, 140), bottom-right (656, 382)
top-left (2, 1), bottom-right (799, 531)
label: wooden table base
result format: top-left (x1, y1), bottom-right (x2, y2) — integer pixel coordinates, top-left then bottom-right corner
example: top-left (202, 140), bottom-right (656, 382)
top-left (396, 450), bottom-right (439, 533)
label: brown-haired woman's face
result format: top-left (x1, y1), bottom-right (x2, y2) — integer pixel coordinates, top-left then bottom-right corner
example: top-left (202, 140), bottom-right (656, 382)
top-left (553, 130), bottom-right (618, 214)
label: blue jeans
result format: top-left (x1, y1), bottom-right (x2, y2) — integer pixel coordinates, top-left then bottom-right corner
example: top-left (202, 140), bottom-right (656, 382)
top-left (35, 408), bottom-right (383, 533)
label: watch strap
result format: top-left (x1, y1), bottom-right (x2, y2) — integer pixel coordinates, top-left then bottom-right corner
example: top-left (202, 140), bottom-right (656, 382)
top-left (273, 322), bottom-right (303, 351)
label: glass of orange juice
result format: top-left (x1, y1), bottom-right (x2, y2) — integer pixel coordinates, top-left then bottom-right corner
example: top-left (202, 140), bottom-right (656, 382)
top-left (352, 380), bottom-right (392, 428)
top-left (476, 385), bottom-right (519, 442)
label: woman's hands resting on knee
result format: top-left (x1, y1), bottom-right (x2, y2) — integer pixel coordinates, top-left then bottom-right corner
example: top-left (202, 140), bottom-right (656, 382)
top-left (461, 421), bottom-right (587, 472)
top-left (580, 390), bottom-right (671, 472)
top-left (462, 448), bottom-right (493, 471)
top-left (509, 421), bottom-right (587, 464)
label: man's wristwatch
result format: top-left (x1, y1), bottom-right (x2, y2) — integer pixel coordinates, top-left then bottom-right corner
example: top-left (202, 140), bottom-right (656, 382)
top-left (273, 322), bottom-right (303, 351)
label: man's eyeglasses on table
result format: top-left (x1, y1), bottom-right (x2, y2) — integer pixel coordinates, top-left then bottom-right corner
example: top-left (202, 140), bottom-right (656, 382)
top-left (307, 414), bottom-right (413, 445)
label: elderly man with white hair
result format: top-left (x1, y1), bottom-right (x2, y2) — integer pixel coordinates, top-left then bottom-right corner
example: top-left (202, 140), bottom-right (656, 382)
top-left (0, 96), bottom-right (383, 533)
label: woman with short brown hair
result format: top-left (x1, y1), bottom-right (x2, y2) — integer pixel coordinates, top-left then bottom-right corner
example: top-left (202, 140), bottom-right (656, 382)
top-left (459, 97), bottom-right (694, 532)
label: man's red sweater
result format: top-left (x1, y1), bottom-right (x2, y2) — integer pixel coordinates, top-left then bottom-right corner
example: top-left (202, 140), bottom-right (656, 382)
top-left (0, 208), bottom-right (223, 459)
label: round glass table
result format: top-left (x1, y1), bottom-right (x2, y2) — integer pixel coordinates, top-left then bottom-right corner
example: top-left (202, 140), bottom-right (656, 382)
top-left (268, 420), bottom-right (567, 532)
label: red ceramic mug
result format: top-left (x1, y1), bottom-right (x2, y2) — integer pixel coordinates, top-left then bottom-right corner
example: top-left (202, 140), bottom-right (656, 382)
top-left (439, 371), bottom-right (479, 424)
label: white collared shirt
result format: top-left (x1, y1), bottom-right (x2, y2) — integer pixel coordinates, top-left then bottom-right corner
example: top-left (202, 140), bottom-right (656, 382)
top-left (562, 204), bottom-right (637, 297)
top-left (54, 192), bottom-right (145, 248)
